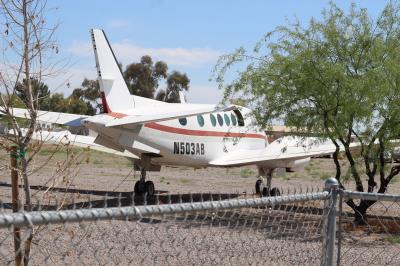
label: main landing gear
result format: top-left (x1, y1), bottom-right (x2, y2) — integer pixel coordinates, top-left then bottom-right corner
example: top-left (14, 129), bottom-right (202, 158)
top-left (134, 168), bottom-right (155, 196)
top-left (255, 168), bottom-right (281, 197)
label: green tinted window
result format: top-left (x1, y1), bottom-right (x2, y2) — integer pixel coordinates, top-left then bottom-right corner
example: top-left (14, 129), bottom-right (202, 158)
top-left (210, 114), bottom-right (216, 126)
top-left (224, 113), bottom-right (230, 126)
top-left (217, 114), bottom-right (223, 126)
top-left (197, 115), bottom-right (204, 127)
top-left (179, 118), bottom-right (187, 126)
top-left (231, 113), bottom-right (237, 126)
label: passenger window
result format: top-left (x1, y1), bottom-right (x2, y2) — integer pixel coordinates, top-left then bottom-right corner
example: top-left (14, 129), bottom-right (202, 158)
top-left (224, 113), bottom-right (230, 126)
top-left (231, 113), bottom-right (237, 126)
top-left (179, 117), bottom-right (187, 126)
top-left (217, 114), bottom-right (223, 126)
top-left (233, 110), bottom-right (244, 126)
top-left (210, 114), bottom-right (216, 127)
top-left (197, 115), bottom-right (204, 127)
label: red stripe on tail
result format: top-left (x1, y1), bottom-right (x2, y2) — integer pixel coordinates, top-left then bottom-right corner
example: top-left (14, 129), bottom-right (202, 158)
top-left (100, 91), bottom-right (111, 113)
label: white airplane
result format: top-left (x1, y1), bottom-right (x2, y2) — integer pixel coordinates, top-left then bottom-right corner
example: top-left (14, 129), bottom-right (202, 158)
top-left (3, 29), bottom-right (340, 197)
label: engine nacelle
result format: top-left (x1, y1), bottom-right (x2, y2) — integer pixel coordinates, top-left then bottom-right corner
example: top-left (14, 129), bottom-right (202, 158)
top-left (286, 157), bottom-right (311, 172)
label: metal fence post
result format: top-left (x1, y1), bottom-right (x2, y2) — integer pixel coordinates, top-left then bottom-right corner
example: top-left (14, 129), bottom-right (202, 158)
top-left (322, 177), bottom-right (339, 266)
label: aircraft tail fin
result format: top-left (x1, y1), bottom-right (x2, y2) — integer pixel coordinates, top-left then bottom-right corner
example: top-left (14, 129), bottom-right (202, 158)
top-left (91, 29), bottom-right (134, 112)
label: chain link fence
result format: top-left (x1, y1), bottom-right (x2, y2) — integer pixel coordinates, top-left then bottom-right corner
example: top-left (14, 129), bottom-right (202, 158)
top-left (0, 190), bottom-right (329, 265)
top-left (337, 191), bottom-right (400, 266)
top-left (0, 180), bottom-right (399, 265)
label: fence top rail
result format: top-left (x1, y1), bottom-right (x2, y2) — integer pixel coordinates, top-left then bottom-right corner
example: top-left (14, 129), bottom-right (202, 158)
top-left (341, 190), bottom-right (400, 202)
top-left (0, 191), bottom-right (329, 228)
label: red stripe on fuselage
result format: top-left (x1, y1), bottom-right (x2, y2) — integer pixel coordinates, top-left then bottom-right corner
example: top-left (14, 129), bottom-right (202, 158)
top-left (145, 122), bottom-right (266, 139)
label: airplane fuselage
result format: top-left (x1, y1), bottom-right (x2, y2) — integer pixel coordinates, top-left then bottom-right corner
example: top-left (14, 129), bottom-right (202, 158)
top-left (83, 106), bottom-right (267, 168)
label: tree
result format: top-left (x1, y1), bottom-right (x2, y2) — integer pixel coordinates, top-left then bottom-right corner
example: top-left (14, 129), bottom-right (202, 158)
top-left (214, 2), bottom-right (400, 224)
top-left (124, 55), bottom-right (168, 98)
top-left (70, 78), bottom-right (100, 115)
top-left (48, 93), bottom-right (68, 113)
top-left (156, 71), bottom-right (190, 103)
top-left (0, 0), bottom-right (60, 263)
top-left (67, 97), bottom-right (89, 115)
top-left (15, 79), bottom-right (50, 110)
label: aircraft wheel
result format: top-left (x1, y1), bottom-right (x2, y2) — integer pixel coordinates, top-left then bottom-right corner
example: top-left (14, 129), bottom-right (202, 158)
top-left (270, 187), bottom-right (281, 197)
top-left (262, 187), bottom-right (269, 197)
top-left (134, 181), bottom-right (146, 195)
top-left (255, 180), bottom-right (263, 194)
top-left (145, 181), bottom-right (155, 196)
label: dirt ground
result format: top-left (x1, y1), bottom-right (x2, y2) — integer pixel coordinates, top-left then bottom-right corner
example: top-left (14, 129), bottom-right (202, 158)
top-left (1, 145), bottom-right (399, 202)
top-left (0, 146), bottom-right (399, 265)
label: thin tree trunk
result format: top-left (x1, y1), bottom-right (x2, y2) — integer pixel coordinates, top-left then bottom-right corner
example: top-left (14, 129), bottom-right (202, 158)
top-left (21, 1), bottom-right (34, 264)
top-left (343, 144), bottom-right (364, 192)
top-left (11, 146), bottom-right (22, 266)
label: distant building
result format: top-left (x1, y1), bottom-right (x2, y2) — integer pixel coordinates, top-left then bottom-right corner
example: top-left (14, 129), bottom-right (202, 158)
top-left (265, 125), bottom-right (312, 142)
top-left (37, 122), bottom-right (54, 130)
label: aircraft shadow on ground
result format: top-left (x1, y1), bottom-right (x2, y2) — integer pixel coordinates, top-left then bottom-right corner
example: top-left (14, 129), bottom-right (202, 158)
top-left (0, 182), bottom-right (241, 211)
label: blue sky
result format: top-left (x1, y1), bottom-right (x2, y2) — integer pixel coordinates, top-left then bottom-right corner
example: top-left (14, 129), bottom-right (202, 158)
top-left (47, 0), bottom-right (389, 103)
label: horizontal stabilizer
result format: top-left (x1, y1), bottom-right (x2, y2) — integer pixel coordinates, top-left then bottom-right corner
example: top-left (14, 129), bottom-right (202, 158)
top-left (18, 129), bottom-right (138, 159)
top-left (1, 108), bottom-right (89, 126)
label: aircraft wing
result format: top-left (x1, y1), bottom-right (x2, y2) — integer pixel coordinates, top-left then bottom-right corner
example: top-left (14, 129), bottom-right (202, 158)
top-left (1, 108), bottom-right (89, 126)
top-left (21, 129), bottom-right (138, 159)
top-left (105, 104), bottom-right (237, 127)
top-left (210, 136), bottom-right (349, 168)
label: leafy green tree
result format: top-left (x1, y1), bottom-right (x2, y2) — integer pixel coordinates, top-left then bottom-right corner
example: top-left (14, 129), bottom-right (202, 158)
top-left (156, 71), bottom-right (190, 103)
top-left (15, 79), bottom-right (50, 110)
top-left (214, 2), bottom-right (400, 224)
top-left (67, 97), bottom-right (89, 115)
top-left (48, 93), bottom-right (68, 113)
top-left (124, 55), bottom-right (168, 98)
top-left (70, 78), bottom-right (100, 115)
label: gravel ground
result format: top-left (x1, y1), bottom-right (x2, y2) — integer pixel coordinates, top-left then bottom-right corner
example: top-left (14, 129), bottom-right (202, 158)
top-left (0, 147), bottom-right (399, 265)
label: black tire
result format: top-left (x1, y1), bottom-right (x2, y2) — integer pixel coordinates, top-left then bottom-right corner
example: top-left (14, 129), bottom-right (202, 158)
top-left (145, 181), bottom-right (155, 196)
top-left (255, 180), bottom-right (263, 194)
top-left (262, 187), bottom-right (269, 197)
top-left (134, 181), bottom-right (145, 195)
top-left (270, 187), bottom-right (281, 197)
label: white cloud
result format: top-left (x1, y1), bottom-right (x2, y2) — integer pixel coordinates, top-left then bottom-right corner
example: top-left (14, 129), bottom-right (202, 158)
top-left (107, 19), bottom-right (130, 29)
top-left (186, 84), bottom-right (223, 104)
top-left (43, 67), bottom-right (96, 95)
top-left (67, 41), bottom-right (92, 57)
top-left (67, 40), bottom-right (221, 67)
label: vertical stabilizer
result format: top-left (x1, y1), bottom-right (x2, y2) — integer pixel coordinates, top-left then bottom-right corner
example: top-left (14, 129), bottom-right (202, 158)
top-left (91, 29), bottom-right (134, 112)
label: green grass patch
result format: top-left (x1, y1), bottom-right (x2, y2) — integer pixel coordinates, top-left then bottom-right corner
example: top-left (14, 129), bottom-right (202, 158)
top-left (240, 168), bottom-right (256, 178)
top-left (291, 173), bottom-right (300, 179)
top-left (180, 178), bottom-right (190, 184)
top-left (304, 165), bottom-right (313, 173)
top-left (309, 170), bottom-right (331, 180)
top-left (392, 174), bottom-right (400, 183)
top-left (279, 173), bottom-right (291, 181)
top-left (319, 172), bottom-right (331, 180)
top-left (387, 236), bottom-right (400, 244)
top-left (93, 159), bottom-right (103, 165)
top-left (159, 176), bottom-right (167, 183)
